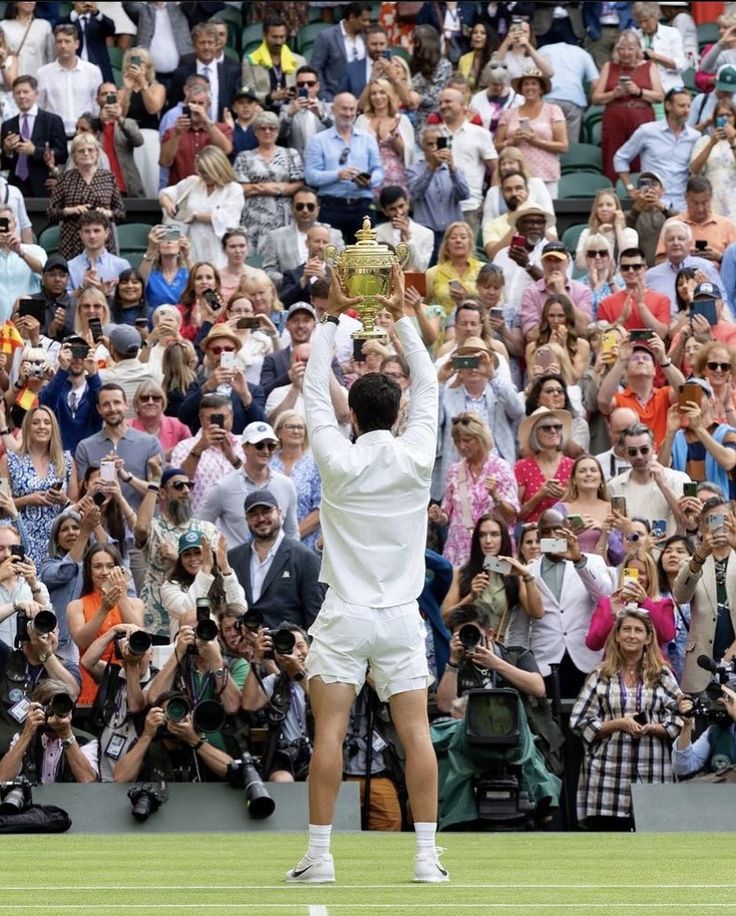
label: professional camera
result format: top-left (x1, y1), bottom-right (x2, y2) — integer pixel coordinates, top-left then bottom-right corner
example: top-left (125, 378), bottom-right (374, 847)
top-left (239, 608), bottom-right (264, 632)
top-left (113, 629), bottom-right (152, 660)
top-left (458, 624), bottom-right (482, 651)
top-left (227, 753), bottom-right (275, 819)
top-left (127, 780), bottom-right (168, 822)
top-left (0, 777), bottom-right (33, 814)
top-left (187, 597), bottom-right (218, 654)
top-left (15, 609), bottom-right (57, 647)
top-left (43, 692), bottom-right (74, 721)
top-left (162, 693), bottom-right (225, 733)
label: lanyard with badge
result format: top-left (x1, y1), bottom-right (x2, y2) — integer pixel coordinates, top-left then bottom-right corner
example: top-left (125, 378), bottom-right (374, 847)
top-left (8, 661), bottom-right (44, 724)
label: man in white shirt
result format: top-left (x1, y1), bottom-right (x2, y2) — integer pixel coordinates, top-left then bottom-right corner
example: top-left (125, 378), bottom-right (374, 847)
top-left (593, 406), bottom-right (638, 481)
top-left (438, 88), bottom-right (497, 239)
top-left (289, 267), bottom-right (446, 885)
top-left (375, 186), bottom-right (434, 273)
top-left (36, 23), bottom-right (102, 138)
top-left (0, 206), bottom-right (46, 322)
top-left (99, 325), bottom-right (162, 410)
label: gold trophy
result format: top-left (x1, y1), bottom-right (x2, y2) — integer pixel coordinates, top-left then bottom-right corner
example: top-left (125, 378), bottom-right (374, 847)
top-left (324, 217), bottom-right (410, 339)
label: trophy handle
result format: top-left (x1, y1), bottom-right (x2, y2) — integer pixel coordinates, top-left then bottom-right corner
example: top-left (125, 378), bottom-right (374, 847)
top-left (324, 244), bottom-right (338, 267)
top-left (394, 242), bottom-right (410, 270)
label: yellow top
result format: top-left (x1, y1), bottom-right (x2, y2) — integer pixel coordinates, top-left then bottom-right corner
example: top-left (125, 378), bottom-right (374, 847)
top-left (426, 257), bottom-right (484, 315)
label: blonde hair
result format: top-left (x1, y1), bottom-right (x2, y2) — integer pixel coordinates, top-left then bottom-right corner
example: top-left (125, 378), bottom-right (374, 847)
top-left (589, 189), bottom-right (624, 232)
top-left (122, 46), bottom-right (156, 85)
top-left (240, 268), bottom-right (284, 314)
top-left (152, 304), bottom-right (182, 329)
top-left (162, 340), bottom-right (198, 394)
top-left (74, 287), bottom-right (110, 335)
top-left (618, 549), bottom-right (659, 599)
top-left (598, 609), bottom-right (668, 688)
top-left (438, 221), bottom-right (473, 263)
top-left (359, 78), bottom-right (400, 117)
top-left (562, 454), bottom-right (607, 502)
top-left (273, 409), bottom-right (309, 449)
top-left (195, 146), bottom-right (237, 187)
top-left (70, 132), bottom-right (101, 161)
top-left (612, 30), bottom-right (644, 66)
top-left (133, 379), bottom-right (168, 412)
top-left (20, 406), bottom-right (65, 482)
top-left (450, 411), bottom-right (492, 452)
top-left (498, 145), bottom-right (531, 180)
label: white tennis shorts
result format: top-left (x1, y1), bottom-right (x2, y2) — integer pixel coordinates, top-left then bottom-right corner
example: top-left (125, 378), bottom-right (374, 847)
top-left (306, 588), bottom-right (432, 702)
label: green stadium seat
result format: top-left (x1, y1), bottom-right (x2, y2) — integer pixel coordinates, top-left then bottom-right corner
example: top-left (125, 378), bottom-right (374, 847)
top-left (297, 23), bottom-right (331, 55)
top-left (388, 46), bottom-right (411, 62)
top-left (117, 223), bottom-right (153, 251)
top-left (123, 251), bottom-right (144, 270)
top-left (213, 7), bottom-right (244, 54)
top-left (682, 67), bottom-right (697, 94)
top-left (38, 225), bottom-right (60, 256)
top-left (615, 173), bottom-right (640, 200)
top-left (241, 24), bottom-right (263, 57)
top-left (697, 22), bottom-right (720, 50)
top-left (580, 105), bottom-right (603, 144)
top-left (111, 66), bottom-right (123, 89)
top-left (560, 143), bottom-right (603, 175)
top-left (557, 173), bottom-right (612, 199)
top-left (561, 223), bottom-right (588, 255)
top-left (246, 252), bottom-right (263, 269)
top-left (107, 46), bottom-right (123, 71)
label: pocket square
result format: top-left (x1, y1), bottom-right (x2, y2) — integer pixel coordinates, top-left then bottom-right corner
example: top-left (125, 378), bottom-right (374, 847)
top-left (282, 570), bottom-right (291, 578)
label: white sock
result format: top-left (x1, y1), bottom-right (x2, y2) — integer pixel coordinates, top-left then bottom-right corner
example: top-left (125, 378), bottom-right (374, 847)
top-left (414, 821), bottom-right (437, 854)
top-left (307, 823), bottom-right (332, 859)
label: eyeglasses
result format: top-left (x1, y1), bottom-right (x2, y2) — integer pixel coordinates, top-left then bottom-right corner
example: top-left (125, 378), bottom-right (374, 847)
top-left (541, 387), bottom-right (564, 396)
top-left (538, 424), bottom-right (563, 432)
top-left (283, 424), bottom-right (305, 431)
top-left (253, 441), bottom-right (277, 451)
top-left (627, 445), bottom-right (651, 457)
top-left (139, 394), bottom-right (163, 403)
top-left (339, 147), bottom-right (350, 165)
top-left (257, 125), bottom-right (277, 132)
top-left (586, 250), bottom-right (609, 258)
top-left (210, 346), bottom-right (236, 355)
top-left (295, 202), bottom-right (317, 212)
top-left (620, 263), bottom-right (645, 272)
top-left (171, 480), bottom-right (192, 491)
top-left (297, 80), bottom-right (316, 87)
top-left (707, 361), bottom-right (732, 372)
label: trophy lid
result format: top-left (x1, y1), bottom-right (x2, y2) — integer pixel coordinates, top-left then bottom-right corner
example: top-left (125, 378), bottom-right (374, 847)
top-left (343, 216), bottom-right (391, 255)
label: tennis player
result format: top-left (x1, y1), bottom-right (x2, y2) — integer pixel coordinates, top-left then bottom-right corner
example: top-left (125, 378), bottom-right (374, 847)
top-left (285, 264), bottom-right (446, 884)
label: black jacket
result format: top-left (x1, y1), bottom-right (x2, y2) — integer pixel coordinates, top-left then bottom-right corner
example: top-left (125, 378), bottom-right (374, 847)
top-left (57, 10), bottom-right (116, 83)
top-left (1, 108), bottom-right (68, 198)
top-left (168, 58), bottom-right (242, 121)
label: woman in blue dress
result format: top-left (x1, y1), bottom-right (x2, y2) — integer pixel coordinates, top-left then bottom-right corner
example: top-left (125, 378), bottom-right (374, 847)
top-left (657, 535), bottom-right (695, 685)
top-left (0, 406), bottom-right (78, 568)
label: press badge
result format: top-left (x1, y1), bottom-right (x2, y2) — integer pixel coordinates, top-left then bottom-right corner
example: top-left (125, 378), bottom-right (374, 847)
top-left (105, 734), bottom-right (127, 760)
top-left (9, 697), bottom-right (31, 723)
top-left (372, 733), bottom-right (387, 753)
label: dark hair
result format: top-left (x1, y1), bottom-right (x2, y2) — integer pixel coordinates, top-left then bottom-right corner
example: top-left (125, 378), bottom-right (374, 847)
top-left (467, 20), bottom-right (499, 78)
top-left (702, 495), bottom-right (730, 515)
top-left (411, 24), bottom-right (441, 78)
top-left (295, 65), bottom-right (318, 80)
top-left (379, 185), bottom-right (408, 209)
top-left (348, 372), bottom-right (401, 433)
top-left (345, 2), bottom-right (371, 19)
top-left (537, 295), bottom-right (579, 359)
top-left (82, 468), bottom-right (128, 558)
top-left (169, 549), bottom-right (227, 613)
top-left (366, 24), bottom-right (388, 38)
top-left (11, 74), bottom-right (37, 90)
top-left (80, 543), bottom-right (124, 597)
top-left (675, 266), bottom-right (697, 312)
top-left (621, 422), bottom-right (653, 443)
top-left (458, 514), bottom-right (519, 608)
top-left (656, 534), bottom-right (694, 593)
top-left (664, 86), bottom-right (690, 104)
top-left (686, 175), bottom-right (712, 196)
top-left (525, 373), bottom-right (575, 415)
top-left (501, 169), bottom-right (527, 186)
top-left (79, 210), bottom-right (111, 231)
top-left (262, 15), bottom-right (286, 33)
top-left (619, 246), bottom-right (647, 262)
top-left (446, 602), bottom-right (494, 633)
top-left (97, 382), bottom-right (127, 403)
top-left (111, 268), bottom-right (145, 321)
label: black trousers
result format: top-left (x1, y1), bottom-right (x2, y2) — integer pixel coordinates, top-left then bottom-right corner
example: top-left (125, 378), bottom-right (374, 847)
top-left (318, 196), bottom-right (373, 246)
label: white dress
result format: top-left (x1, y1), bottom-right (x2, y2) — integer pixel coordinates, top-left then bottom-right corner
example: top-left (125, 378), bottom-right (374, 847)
top-left (160, 176), bottom-right (245, 269)
top-left (0, 17), bottom-right (54, 78)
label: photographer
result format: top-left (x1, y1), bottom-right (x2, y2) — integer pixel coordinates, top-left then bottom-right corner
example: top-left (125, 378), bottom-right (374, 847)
top-left (0, 606), bottom-right (80, 756)
top-left (431, 604), bottom-right (561, 829)
top-left (241, 623), bottom-right (311, 783)
top-left (673, 685), bottom-right (736, 778)
top-left (0, 523), bottom-right (52, 648)
top-left (0, 678), bottom-right (97, 784)
top-left (146, 607), bottom-right (248, 759)
top-left (81, 623), bottom-right (154, 782)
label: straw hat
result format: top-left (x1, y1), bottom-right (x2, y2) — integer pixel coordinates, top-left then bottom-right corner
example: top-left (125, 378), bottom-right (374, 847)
top-left (518, 406), bottom-right (572, 457)
top-left (200, 324), bottom-right (243, 353)
top-left (511, 67), bottom-right (552, 95)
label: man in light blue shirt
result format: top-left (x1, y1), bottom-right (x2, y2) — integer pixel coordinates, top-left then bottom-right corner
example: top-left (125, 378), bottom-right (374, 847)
top-left (304, 92), bottom-right (382, 246)
top-left (613, 88), bottom-right (701, 212)
top-left (0, 206), bottom-right (45, 322)
top-left (541, 42), bottom-right (599, 144)
top-left (646, 218), bottom-right (720, 316)
top-left (66, 211), bottom-right (130, 299)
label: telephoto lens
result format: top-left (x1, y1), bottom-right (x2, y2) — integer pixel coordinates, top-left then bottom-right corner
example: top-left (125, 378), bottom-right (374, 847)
top-left (458, 624), bottom-right (482, 651)
top-left (227, 754), bottom-right (275, 819)
top-left (195, 597), bottom-right (218, 641)
top-left (271, 628), bottom-right (296, 655)
top-left (127, 630), bottom-right (152, 655)
top-left (192, 699), bottom-right (226, 732)
top-left (164, 695), bottom-right (191, 723)
top-left (0, 778), bottom-right (33, 814)
top-left (46, 693), bottom-right (74, 719)
top-left (33, 610), bottom-right (58, 634)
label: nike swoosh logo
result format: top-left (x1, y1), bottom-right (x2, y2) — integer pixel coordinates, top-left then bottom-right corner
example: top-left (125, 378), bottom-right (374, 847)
top-left (291, 865), bottom-right (315, 877)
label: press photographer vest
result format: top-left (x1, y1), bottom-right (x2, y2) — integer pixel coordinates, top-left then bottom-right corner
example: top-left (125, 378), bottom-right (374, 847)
top-left (706, 724), bottom-right (736, 773)
top-left (0, 650), bottom-right (48, 754)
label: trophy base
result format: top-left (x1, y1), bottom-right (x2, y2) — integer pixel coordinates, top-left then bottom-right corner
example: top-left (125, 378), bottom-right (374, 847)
top-left (351, 327), bottom-right (389, 341)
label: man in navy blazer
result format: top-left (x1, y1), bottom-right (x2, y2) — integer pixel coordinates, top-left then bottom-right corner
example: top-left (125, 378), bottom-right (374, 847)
top-left (169, 22), bottom-right (241, 121)
top-left (228, 490), bottom-right (324, 631)
top-left (310, 2), bottom-right (372, 101)
top-left (1, 77), bottom-right (68, 198)
top-left (338, 25), bottom-right (391, 99)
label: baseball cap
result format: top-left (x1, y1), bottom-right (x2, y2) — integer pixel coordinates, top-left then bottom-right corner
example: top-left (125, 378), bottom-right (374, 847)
top-left (43, 255), bottom-right (69, 274)
top-left (244, 489), bottom-right (279, 513)
top-left (715, 64), bottom-right (736, 93)
top-left (242, 421), bottom-right (278, 445)
top-left (693, 281), bottom-right (722, 299)
top-left (233, 86), bottom-right (259, 102)
top-left (637, 171), bottom-right (663, 187)
top-left (161, 467), bottom-right (187, 487)
top-left (108, 324), bottom-right (141, 358)
top-left (287, 302), bottom-right (316, 319)
top-left (541, 241), bottom-right (568, 261)
top-left (178, 529), bottom-right (204, 554)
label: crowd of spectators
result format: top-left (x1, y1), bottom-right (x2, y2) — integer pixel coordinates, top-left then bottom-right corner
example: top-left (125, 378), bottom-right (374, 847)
top-left (4, 0), bottom-right (736, 835)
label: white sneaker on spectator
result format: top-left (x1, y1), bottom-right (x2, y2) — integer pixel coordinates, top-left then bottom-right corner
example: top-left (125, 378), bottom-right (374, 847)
top-left (413, 847), bottom-right (449, 883)
top-left (285, 852), bottom-right (335, 884)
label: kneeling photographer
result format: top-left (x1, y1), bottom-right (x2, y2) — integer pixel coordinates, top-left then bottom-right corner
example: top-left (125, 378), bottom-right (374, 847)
top-left (0, 677), bottom-right (98, 783)
top-left (241, 623), bottom-right (311, 782)
top-left (431, 603), bottom-right (561, 829)
top-left (81, 623), bottom-right (156, 782)
top-left (144, 603), bottom-right (250, 762)
top-left (674, 676), bottom-right (736, 779)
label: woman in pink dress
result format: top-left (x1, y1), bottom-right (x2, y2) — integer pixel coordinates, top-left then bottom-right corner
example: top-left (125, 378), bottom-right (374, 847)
top-left (355, 78), bottom-right (415, 198)
top-left (515, 407), bottom-right (574, 524)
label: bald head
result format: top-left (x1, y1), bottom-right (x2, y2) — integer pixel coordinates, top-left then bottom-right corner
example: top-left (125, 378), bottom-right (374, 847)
top-left (333, 93), bottom-right (358, 128)
top-left (439, 87), bottom-right (466, 127)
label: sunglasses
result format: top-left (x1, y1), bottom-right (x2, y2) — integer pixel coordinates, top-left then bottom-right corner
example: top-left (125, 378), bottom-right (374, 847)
top-left (295, 202), bottom-right (316, 211)
top-left (210, 346), bottom-right (236, 355)
top-left (297, 80), bottom-right (316, 87)
top-left (586, 250), bottom-right (609, 258)
top-left (339, 147), bottom-right (350, 165)
top-left (139, 394), bottom-right (163, 403)
top-left (253, 441), bottom-right (276, 451)
top-left (171, 480), bottom-right (192, 491)
top-left (627, 445), bottom-right (651, 457)
top-left (620, 263), bottom-right (645, 272)
top-left (707, 361), bottom-right (732, 372)
top-left (538, 424), bottom-right (563, 432)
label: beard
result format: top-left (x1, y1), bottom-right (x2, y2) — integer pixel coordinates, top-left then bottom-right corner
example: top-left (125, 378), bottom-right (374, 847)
top-left (168, 498), bottom-right (193, 526)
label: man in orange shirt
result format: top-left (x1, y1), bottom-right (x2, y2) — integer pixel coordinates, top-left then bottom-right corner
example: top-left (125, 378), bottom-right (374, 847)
top-left (596, 334), bottom-right (686, 448)
top-left (654, 175), bottom-right (736, 263)
top-left (598, 247), bottom-right (671, 337)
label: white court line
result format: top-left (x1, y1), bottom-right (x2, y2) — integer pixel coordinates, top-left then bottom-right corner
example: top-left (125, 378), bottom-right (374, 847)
top-left (308, 907), bottom-right (329, 916)
top-left (0, 906), bottom-right (735, 911)
top-left (2, 884), bottom-right (735, 891)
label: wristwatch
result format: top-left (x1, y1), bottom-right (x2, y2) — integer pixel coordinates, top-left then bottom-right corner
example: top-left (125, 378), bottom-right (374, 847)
top-left (60, 735), bottom-right (76, 750)
top-left (38, 651), bottom-right (51, 663)
top-left (213, 667), bottom-right (227, 679)
top-left (319, 314), bottom-right (339, 325)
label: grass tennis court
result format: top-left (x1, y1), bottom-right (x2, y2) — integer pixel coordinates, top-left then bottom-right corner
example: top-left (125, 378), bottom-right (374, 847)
top-left (0, 831), bottom-right (731, 915)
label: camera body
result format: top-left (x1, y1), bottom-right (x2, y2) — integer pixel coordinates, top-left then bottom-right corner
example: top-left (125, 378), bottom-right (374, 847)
top-left (43, 692), bottom-right (73, 721)
top-left (0, 777), bottom-right (33, 814)
top-left (127, 781), bottom-right (168, 822)
top-left (227, 753), bottom-right (275, 819)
